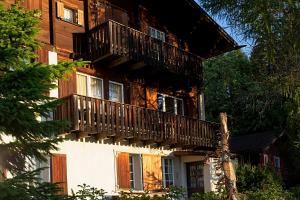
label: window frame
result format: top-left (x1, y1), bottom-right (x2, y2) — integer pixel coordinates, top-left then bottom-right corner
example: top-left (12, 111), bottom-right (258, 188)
top-left (162, 158), bottom-right (175, 188)
top-left (109, 81), bottom-right (124, 103)
top-left (273, 156), bottom-right (281, 169)
top-left (129, 154), bottom-right (136, 189)
top-left (157, 93), bottom-right (184, 115)
top-left (57, 2), bottom-right (83, 26)
top-left (63, 6), bottom-right (77, 24)
top-left (263, 154), bottom-right (269, 166)
top-left (76, 72), bottom-right (104, 99)
top-left (149, 26), bottom-right (166, 42)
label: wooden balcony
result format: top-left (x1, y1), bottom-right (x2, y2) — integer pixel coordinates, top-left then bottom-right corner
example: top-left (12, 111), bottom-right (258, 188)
top-left (55, 95), bottom-right (219, 149)
top-left (73, 20), bottom-right (203, 80)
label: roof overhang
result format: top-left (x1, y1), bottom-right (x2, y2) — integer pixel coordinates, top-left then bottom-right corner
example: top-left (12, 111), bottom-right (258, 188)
top-left (139, 0), bottom-right (240, 58)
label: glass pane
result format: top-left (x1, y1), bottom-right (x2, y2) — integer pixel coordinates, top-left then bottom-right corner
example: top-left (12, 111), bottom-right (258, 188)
top-left (176, 99), bottom-right (184, 115)
top-left (165, 97), bottom-right (175, 113)
top-left (157, 94), bottom-right (164, 111)
top-left (91, 78), bottom-right (102, 98)
top-left (64, 8), bottom-right (74, 23)
top-left (76, 74), bottom-right (87, 96)
top-left (109, 82), bottom-right (123, 102)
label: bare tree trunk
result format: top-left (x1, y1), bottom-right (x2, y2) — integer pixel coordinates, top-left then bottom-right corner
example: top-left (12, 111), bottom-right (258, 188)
top-left (219, 112), bottom-right (239, 200)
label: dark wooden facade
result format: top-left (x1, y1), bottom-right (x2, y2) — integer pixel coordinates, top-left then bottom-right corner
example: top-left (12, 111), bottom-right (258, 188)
top-left (4, 0), bottom-right (238, 150)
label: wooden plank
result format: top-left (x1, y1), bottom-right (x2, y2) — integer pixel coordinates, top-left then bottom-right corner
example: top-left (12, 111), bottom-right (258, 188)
top-left (116, 152), bottom-right (130, 189)
top-left (51, 154), bottom-right (68, 195)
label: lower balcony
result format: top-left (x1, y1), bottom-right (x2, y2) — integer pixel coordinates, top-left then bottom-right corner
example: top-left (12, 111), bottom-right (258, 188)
top-left (55, 95), bottom-right (219, 149)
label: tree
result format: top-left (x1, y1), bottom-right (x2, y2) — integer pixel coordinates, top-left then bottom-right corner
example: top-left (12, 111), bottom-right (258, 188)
top-left (200, 0), bottom-right (300, 186)
top-left (204, 50), bottom-right (286, 135)
top-left (0, 2), bottom-right (84, 199)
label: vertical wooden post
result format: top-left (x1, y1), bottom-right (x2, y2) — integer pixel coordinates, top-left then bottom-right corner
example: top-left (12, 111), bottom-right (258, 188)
top-left (219, 112), bottom-right (239, 200)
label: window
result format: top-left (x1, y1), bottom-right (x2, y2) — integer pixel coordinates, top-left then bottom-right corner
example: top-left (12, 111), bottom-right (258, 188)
top-left (109, 81), bottom-right (124, 103)
top-left (76, 73), bottom-right (103, 98)
top-left (157, 94), bottom-right (184, 115)
top-left (34, 157), bottom-right (51, 183)
top-left (57, 2), bottom-right (84, 26)
top-left (149, 27), bottom-right (165, 42)
top-left (274, 156), bottom-right (280, 169)
top-left (129, 155), bottom-right (135, 189)
top-left (162, 158), bottom-right (174, 188)
top-left (117, 153), bottom-right (143, 191)
top-left (64, 7), bottom-right (76, 23)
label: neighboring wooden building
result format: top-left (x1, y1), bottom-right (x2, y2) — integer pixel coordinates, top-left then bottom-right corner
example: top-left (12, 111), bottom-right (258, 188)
top-left (3, 0), bottom-right (238, 197)
top-left (230, 131), bottom-right (286, 177)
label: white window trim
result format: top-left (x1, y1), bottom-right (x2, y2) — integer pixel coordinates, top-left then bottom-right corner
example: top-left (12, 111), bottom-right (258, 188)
top-left (149, 26), bottom-right (165, 42)
top-left (109, 80), bottom-right (124, 103)
top-left (162, 158), bottom-right (175, 188)
top-left (76, 72), bottom-right (104, 99)
top-left (158, 93), bottom-right (184, 115)
top-left (263, 154), bottom-right (269, 166)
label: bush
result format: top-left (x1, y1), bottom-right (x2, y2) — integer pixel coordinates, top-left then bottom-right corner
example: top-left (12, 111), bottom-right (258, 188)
top-left (236, 164), bottom-right (287, 200)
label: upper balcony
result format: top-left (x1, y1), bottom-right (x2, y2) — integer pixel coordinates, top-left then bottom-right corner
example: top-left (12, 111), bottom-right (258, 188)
top-left (73, 20), bottom-right (203, 81)
top-left (55, 94), bottom-right (219, 150)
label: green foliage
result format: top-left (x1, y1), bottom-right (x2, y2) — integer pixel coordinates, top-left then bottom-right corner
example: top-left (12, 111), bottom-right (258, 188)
top-left (71, 184), bottom-right (109, 200)
top-left (286, 186), bottom-right (300, 200)
top-left (236, 165), bottom-right (287, 200)
top-left (0, 2), bottom-right (85, 200)
top-left (201, 0), bottom-right (300, 185)
top-left (190, 191), bottom-right (226, 200)
top-left (204, 50), bottom-right (286, 135)
top-left (0, 2), bottom-right (39, 70)
top-left (0, 170), bottom-right (66, 200)
top-left (117, 186), bottom-right (185, 200)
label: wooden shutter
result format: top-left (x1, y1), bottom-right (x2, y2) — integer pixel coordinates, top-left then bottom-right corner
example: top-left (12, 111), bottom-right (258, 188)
top-left (58, 71), bottom-right (77, 98)
top-left (57, 1), bottom-right (64, 19)
top-left (143, 154), bottom-right (162, 191)
top-left (116, 152), bottom-right (130, 189)
top-left (77, 9), bottom-right (84, 26)
top-left (51, 154), bottom-right (68, 195)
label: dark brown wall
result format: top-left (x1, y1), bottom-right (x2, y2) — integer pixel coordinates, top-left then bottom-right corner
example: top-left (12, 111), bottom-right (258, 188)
top-left (53, 0), bottom-right (84, 54)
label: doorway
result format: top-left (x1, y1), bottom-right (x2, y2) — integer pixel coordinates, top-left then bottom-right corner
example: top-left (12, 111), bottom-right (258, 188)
top-left (186, 161), bottom-right (204, 197)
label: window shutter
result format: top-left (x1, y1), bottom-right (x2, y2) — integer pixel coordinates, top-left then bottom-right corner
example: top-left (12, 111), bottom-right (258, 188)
top-left (116, 152), bottom-right (131, 189)
top-left (51, 154), bottom-right (68, 195)
top-left (143, 154), bottom-right (162, 191)
top-left (58, 71), bottom-right (77, 98)
top-left (57, 1), bottom-right (64, 19)
top-left (77, 9), bottom-right (84, 26)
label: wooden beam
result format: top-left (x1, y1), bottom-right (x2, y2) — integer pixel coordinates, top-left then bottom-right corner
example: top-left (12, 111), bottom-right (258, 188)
top-left (49, 0), bottom-right (56, 46)
top-left (128, 61), bottom-right (147, 71)
top-left (107, 56), bottom-right (129, 68)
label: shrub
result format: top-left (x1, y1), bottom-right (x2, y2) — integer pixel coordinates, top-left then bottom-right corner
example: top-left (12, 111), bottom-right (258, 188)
top-left (236, 164), bottom-right (287, 199)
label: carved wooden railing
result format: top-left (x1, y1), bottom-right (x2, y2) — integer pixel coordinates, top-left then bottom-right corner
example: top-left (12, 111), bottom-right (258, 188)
top-left (55, 95), bottom-right (219, 149)
top-left (73, 20), bottom-right (203, 80)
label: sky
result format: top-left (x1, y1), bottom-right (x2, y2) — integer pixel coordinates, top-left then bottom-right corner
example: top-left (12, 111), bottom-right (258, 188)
top-left (194, 1), bottom-right (254, 56)
top-left (214, 17), bottom-right (254, 56)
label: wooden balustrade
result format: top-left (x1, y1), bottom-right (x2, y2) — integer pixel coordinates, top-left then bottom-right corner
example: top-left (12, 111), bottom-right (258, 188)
top-left (74, 20), bottom-right (203, 80)
top-left (55, 95), bottom-right (219, 149)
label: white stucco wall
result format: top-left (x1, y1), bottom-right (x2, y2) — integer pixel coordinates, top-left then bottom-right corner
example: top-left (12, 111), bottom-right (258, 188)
top-left (53, 139), bottom-right (175, 195)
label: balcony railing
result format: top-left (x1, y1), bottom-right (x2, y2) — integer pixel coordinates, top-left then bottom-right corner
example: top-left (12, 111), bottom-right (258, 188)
top-left (55, 95), bottom-right (219, 149)
top-left (74, 20), bottom-right (203, 80)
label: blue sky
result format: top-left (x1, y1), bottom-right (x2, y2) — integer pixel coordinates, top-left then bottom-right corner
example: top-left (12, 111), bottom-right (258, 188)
top-left (214, 18), bottom-right (254, 56)
top-left (194, 1), bottom-right (254, 56)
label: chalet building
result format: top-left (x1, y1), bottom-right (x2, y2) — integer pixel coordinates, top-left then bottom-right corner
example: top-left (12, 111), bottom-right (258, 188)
top-left (3, 0), bottom-right (238, 197)
top-left (230, 131), bottom-right (287, 178)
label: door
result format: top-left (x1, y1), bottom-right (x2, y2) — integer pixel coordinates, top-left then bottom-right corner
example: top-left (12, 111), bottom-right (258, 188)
top-left (186, 161), bottom-right (204, 197)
